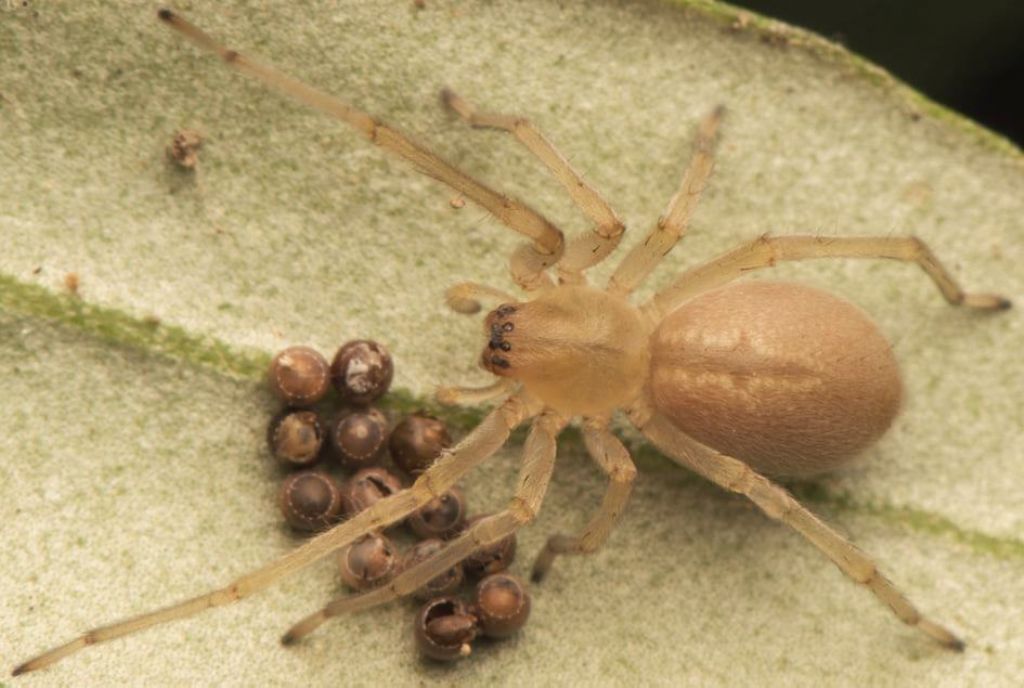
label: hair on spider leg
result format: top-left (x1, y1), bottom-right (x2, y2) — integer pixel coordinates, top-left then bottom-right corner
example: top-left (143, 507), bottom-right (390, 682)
top-left (12, 7), bottom-right (1011, 676)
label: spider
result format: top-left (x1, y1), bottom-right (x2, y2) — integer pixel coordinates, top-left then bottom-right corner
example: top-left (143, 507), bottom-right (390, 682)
top-left (13, 8), bottom-right (1011, 676)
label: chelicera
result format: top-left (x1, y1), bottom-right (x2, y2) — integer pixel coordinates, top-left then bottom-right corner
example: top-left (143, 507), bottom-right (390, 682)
top-left (13, 9), bottom-right (1012, 676)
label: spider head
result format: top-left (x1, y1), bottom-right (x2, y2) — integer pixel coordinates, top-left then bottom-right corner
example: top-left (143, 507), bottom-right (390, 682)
top-left (480, 303), bottom-right (519, 376)
top-left (478, 286), bottom-right (650, 416)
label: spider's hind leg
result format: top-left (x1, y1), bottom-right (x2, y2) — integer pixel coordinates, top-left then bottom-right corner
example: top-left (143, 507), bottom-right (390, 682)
top-left (645, 234), bottom-right (1012, 319)
top-left (630, 403), bottom-right (965, 651)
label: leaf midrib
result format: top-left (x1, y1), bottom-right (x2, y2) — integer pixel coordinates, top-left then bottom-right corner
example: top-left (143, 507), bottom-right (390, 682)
top-left (3, 270), bottom-right (1019, 563)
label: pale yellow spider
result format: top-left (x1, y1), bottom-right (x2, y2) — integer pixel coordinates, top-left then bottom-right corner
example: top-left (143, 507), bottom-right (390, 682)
top-left (14, 9), bottom-right (1011, 676)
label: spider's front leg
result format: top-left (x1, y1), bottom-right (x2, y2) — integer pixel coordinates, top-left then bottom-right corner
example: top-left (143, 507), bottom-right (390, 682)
top-left (281, 411), bottom-right (567, 644)
top-left (157, 10), bottom-right (564, 292)
top-left (442, 89), bottom-right (625, 281)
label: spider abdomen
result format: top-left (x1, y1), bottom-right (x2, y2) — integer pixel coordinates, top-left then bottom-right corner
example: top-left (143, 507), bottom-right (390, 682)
top-left (649, 281), bottom-right (902, 477)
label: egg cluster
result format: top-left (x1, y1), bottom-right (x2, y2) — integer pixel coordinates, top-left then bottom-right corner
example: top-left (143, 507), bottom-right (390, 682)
top-left (266, 342), bottom-right (530, 660)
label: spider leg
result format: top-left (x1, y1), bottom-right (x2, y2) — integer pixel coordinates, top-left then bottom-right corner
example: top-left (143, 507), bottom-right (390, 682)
top-left (444, 281), bottom-right (519, 315)
top-left (608, 106), bottom-right (724, 296)
top-left (157, 10), bottom-right (563, 291)
top-left (281, 411), bottom-right (566, 644)
top-left (646, 234), bottom-right (1012, 319)
top-left (442, 89), bottom-right (625, 282)
top-left (628, 401), bottom-right (965, 651)
top-left (531, 418), bottom-right (636, 582)
top-left (436, 378), bottom-right (516, 407)
top-left (12, 393), bottom-right (539, 676)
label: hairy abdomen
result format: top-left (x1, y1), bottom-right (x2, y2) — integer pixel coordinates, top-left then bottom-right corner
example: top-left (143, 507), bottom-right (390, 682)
top-left (649, 281), bottom-right (902, 477)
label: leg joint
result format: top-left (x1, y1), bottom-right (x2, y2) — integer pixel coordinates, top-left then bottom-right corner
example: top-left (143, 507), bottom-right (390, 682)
top-left (906, 234), bottom-right (926, 256)
top-left (414, 470), bottom-right (445, 500)
top-left (535, 409), bottom-right (567, 435)
top-left (511, 116), bottom-right (532, 133)
top-left (611, 463), bottom-right (637, 485)
top-left (723, 462), bottom-right (758, 495)
top-left (599, 219), bottom-right (626, 240)
top-left (498, 395), bottom-right (529, 430)
top-left (508, 496), bottom-right (538, 526)
top-left (625, 401), bottom-right (654, 430)
top-left (577, 533), bottom-right (603, 554)
top-left (752, 482), bottom-right (797, 522)
top-left (752, 233), bottom-right (778, 266)
top-left (852, 562), bottom-right (879, 587)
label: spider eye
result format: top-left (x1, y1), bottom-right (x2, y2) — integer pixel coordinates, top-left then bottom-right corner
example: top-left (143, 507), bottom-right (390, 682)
top-left (495, 304), bottom-right (516, 317)
top-left (481, 350), bottom-right (512, 374)
top-left (481, 304), bottom-right (518, 376)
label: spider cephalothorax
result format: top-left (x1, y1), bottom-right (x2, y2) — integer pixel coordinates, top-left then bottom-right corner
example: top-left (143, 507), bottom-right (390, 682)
top-left (481, 286), bottom-right (649, 416)
top-left (14, 9), bottom-right (1011, 676)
